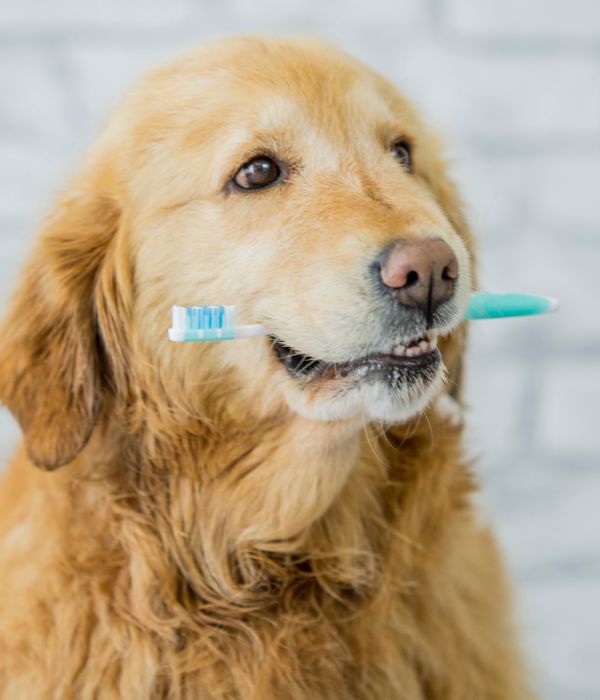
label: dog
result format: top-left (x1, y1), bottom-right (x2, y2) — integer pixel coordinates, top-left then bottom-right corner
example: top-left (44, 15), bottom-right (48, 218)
top-left (0, 36), bottom-right (535, 699)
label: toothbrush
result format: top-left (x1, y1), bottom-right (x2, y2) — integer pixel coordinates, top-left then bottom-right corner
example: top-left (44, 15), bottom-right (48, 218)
top-left (168, 305), bottom-right (267, 342)
top-left (168, 293), bottom-right (559, 342)
top-left (464, 292), bottom-right (559, 320)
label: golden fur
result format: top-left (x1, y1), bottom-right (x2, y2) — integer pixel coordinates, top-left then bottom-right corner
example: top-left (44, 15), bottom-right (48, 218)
top-left (0, 37), bottom-right (534, 698)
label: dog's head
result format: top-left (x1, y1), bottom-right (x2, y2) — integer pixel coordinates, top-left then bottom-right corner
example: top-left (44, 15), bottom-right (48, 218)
top-left (0, 37), bottom-right (474, 470)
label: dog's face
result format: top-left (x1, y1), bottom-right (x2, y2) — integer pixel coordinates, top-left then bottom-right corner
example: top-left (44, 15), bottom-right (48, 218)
top-left (128, 38), bottom-right (473, 425)
top-left (0, 37), bottom-right (475, 469)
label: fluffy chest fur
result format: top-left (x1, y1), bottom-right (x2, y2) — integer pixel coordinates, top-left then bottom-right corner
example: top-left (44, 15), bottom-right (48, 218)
top-left (0, 406), bottom-right (530, 699)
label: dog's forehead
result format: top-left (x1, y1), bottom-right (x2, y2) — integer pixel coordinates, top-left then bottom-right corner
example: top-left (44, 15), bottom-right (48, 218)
top-left (162, 39), bottom-right (408, 134)
top-left (176, 63), bottom-right (410, 164)
top-left (251, 77), bottom-right (398, 133)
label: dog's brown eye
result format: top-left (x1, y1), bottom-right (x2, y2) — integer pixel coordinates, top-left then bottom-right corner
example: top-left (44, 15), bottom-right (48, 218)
top-left (392, 141), bottom-right (412, 171)
top-left (233, 156), bottom-right (280, 190)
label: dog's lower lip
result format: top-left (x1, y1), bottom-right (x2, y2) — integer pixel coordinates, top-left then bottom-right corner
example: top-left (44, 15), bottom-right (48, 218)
top-left (270, 335), bottom-right (441, 380)
top-left (336, 350), bottom-right (438, 375)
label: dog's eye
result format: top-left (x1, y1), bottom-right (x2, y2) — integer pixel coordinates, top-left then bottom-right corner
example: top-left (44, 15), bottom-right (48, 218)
top-left (233, 156), bottom-right (280, 190)
top-left (391, 141), bottom-right (412, 171)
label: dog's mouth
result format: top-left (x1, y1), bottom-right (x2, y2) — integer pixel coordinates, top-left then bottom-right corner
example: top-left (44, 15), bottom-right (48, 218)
top-left (270, 332), bottom-right (442, 384)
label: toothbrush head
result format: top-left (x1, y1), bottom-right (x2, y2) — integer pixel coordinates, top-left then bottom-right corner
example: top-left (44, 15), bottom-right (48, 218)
top-left (168, 305), bottom-right (237, 341)
top-left (168, 305), bottom-right (267, 342)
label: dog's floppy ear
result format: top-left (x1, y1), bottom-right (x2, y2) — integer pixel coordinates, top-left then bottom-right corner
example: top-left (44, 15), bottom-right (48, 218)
top-left (0, 178), bottom-right (120, 470)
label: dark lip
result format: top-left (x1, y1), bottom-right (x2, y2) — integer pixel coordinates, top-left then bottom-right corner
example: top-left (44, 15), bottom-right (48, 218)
top-left (269, 336), bottom-right (324, 376)
top-left (334, 350), bottom-right (440, 376)
top-left (269, 336), bottom-right (441, 382)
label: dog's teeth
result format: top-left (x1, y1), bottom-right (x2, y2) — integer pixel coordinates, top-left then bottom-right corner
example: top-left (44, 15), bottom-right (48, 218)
top-left (387, 335), bottom-right (438, 359)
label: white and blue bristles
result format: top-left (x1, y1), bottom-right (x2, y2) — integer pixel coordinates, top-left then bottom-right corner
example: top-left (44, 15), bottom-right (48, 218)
top-left (168, 293), bottom-right (559, 342)
top-left (168, 305), bottom-right (266, 342)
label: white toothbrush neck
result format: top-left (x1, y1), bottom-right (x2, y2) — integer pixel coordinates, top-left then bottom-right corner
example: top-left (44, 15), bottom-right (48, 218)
top-left (235, 324), bottom-right (268, 338)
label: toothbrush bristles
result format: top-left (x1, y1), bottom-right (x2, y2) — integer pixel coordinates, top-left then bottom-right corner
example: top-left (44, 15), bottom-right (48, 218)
top-left (172, 305), bottom-right (236, 331)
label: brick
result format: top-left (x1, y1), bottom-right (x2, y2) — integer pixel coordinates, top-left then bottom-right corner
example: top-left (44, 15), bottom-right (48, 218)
top-left (0, 48), bottom-right (70, 143)
top-left (0, 0), bottom-right (192, 31)
top-left (393, 41), bottom-right (600, 143)
top-left (519, 576), bottom-right (600, 698)
top-left (537, 361), bottom-right (600, 454)
top-left (452, 155), bottom-right (539, 238)
top-left (0, 138), bottom-right (71, 221)
top-left (481, 460), bottom-right (600, 697)
top-left (444, 0), bottom-right (600, 40)
top-left (527, 156), bottom-right (600, 233)
top-left (484, 458), bottom-right (600, 574)
top-left (463, 354), bottom-right (529, 461)
top-left (223, 0), bottom-right (426, 32)
top-left (65, 43), bottom-right (191, 134)
top-left (453, 154), bottom-right (600, 238)
top-left (0, 0), bottom-right (425, 38)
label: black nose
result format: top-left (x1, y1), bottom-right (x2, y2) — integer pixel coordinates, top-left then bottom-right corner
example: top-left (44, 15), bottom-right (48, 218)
top-left (372, 237), bottom-right (459, 325)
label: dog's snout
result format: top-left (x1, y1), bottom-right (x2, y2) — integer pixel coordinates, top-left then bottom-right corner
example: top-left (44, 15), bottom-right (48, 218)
top-left (373, 237), bottom-right (459, 324)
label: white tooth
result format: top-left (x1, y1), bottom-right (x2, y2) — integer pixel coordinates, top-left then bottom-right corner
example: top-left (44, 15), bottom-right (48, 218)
top-left (392, 344), bottom-right (407, 356)
top-left (405, 347), bottom-right (418, 357)
top-left (419, 340), bottom-right (429, 351)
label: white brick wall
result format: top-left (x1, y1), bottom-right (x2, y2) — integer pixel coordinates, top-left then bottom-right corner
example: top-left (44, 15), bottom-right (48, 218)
top-left (445, 0), bottom-right (600, 39)
top-left (0, 2), bottom-right (598, 697)
top-left (0, 0), bottom-right (194, 29)
top-left (395, 43), bottom-right (600, 143)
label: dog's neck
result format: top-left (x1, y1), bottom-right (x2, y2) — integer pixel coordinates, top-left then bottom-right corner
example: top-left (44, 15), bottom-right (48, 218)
top-left (67, 383), bottom-right (468, 634)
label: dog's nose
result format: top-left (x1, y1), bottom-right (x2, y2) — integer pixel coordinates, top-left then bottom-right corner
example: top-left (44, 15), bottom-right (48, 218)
top-left (374, 237), bottom-right (459, 324)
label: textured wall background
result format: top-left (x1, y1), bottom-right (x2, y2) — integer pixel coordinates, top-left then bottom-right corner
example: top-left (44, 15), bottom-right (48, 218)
top-left (0, 1), bottom-right (599, 697)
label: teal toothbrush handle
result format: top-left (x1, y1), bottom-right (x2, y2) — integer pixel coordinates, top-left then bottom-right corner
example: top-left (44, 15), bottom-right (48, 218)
top-left (465, 292), bottom-right (559, 320)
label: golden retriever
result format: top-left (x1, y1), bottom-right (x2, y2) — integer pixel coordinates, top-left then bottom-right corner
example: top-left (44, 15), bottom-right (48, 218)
top-left (0, 36), bottom-right (534, 699)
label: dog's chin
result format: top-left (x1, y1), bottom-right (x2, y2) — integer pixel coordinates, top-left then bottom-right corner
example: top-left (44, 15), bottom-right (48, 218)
top-left (270, 334), bottom-right (447, 424)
